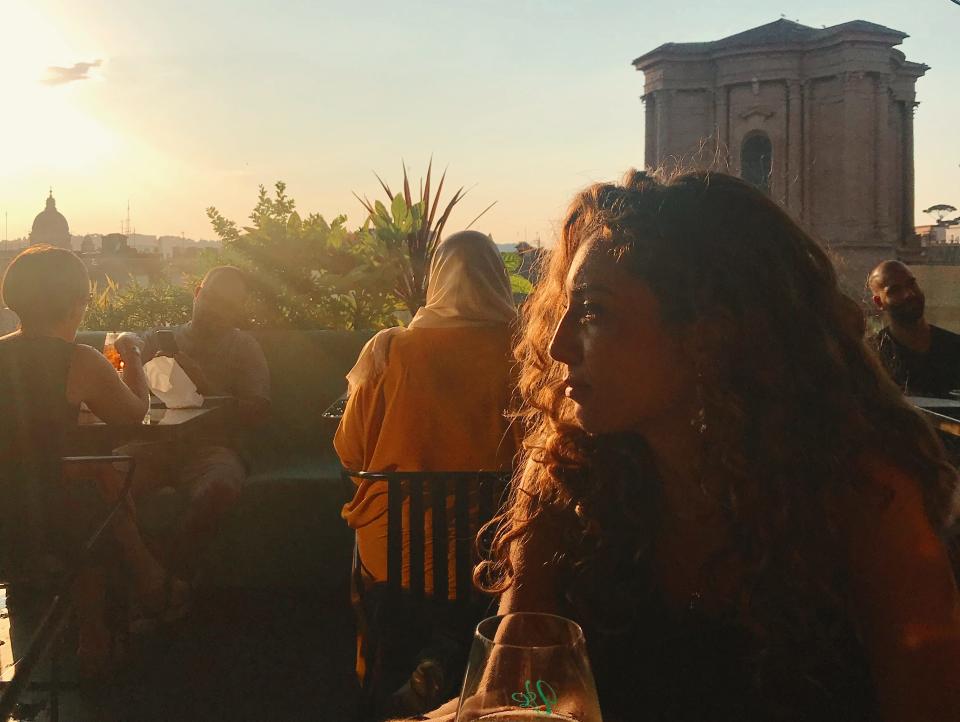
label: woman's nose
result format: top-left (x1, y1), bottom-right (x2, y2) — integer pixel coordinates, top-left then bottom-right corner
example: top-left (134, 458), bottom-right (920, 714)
top-left (549, 314), bottom-right (580, 365)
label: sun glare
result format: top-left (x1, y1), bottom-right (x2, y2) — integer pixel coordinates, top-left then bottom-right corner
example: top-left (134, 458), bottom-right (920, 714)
top-left (0, 4), bottom-right (118, 178)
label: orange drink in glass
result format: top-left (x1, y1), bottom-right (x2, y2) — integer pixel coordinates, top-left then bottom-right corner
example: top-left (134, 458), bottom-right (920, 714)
top-left (103, 332), bottom-right (124, 371)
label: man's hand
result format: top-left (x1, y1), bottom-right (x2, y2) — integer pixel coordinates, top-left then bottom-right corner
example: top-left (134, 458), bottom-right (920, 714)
top-left (114, 332), bottom-right (144, 365)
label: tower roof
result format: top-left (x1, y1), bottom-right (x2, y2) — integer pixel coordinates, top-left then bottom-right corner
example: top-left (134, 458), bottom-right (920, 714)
top-left (633, 19), bottom-right (909, 69)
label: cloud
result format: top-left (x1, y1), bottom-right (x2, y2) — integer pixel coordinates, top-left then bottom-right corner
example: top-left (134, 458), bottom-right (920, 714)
top-left (42, 59), bottom-right (102, 86)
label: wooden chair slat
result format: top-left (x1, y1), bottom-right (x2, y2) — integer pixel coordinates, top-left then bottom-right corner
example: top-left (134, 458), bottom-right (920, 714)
top-left (454, 475), bottom-right (471, 603)
top-left (386, 475), bottom-right (402, 600)
top-left (409, 475), bottom-right (425, 601)
top-left (431, 479), bottom-right (447, 601)
top-left (349, 469), bottom-right (513, 717)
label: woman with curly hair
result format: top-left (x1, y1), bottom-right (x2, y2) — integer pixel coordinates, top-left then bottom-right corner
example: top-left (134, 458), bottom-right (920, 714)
top-left (415, 170), bottom-right (960, 722)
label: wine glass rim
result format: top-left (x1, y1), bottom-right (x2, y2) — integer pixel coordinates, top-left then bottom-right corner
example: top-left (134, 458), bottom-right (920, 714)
top-left (475, 612), bottom-right (586, 649)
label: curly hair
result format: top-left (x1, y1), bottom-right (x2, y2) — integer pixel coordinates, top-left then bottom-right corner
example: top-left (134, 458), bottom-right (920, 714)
top-left (476, 169), bottom-right (958, 699)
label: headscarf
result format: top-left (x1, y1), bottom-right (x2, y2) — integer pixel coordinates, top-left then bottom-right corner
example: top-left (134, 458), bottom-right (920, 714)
top-left (345, 230), bottom-right (516, 393)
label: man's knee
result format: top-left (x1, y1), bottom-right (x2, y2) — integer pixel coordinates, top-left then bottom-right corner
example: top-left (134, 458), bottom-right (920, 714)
top-left (184, 447), bottom-right (245, 510)
top-left (196, 473), bottom-right (242, 509)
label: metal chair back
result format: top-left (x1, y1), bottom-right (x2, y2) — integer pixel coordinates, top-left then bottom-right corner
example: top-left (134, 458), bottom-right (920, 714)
top-left (345, 469), bottom-right (511, 719)
top-left (355, 470), bottom-right (510, 604)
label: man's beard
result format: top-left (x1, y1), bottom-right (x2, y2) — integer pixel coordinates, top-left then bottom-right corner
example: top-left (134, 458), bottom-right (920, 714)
top-left (888, 297), bottom-right (925, 325)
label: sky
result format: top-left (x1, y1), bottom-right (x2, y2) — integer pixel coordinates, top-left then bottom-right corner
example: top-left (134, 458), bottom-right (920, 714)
top-left (0, 0), bottom-right (957, 245)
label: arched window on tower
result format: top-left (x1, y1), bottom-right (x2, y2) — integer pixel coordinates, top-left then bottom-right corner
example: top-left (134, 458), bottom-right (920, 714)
top-left (741, 133), bottom-right (772, 194)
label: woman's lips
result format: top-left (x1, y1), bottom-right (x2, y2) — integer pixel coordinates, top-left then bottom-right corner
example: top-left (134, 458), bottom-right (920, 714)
top-left (564, 381), bottom-right (590, 402)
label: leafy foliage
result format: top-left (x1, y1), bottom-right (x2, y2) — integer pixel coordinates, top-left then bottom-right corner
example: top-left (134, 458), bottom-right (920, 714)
top-left (355, 160), bottom-right (495, 315)
top-left (206, 182), bottom-right (401, 330)
top-left (923, 204), bottom-right (958, 223)
top-left (82, 278), bottom-right (194, 331)
top-left (80, 180), bottom-right (530, 333)
top-left (501, 252), bottom-right (534, 295)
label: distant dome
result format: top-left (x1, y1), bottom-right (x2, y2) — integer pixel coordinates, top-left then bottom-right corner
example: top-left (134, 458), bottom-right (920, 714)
top-left (30, 190), bottom-right (70, 248)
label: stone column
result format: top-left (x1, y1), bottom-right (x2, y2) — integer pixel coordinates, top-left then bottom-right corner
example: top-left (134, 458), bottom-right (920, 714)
top-left (715, 85), bottom-right (729, 169)
top-left (658, 90), bottom-right (674, 172)
top-left (841, 71), bottom-right (873, 245)
top-left (643, 93), bottom-right (657, 169)
top-left (786, 80), bottom-right (803, 215)
top-left (801, 80), bottom-right (813, 226)
top-left (873, 75), bottom-right (893, 247)
top-left (902, 102), bottom-right (917, 249)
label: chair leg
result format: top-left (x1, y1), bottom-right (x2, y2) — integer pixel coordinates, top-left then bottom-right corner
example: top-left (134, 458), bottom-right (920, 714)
top-left (49, 634), bottom-right (59, 722)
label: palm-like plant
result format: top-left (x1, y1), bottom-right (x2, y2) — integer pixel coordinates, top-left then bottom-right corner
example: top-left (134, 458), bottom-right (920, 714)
top-left (355, 159), bottom-right (494, 316)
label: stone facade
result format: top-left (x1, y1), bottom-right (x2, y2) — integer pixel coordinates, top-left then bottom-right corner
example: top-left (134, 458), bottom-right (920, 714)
top-left (633, 19), bottom-right (928, 292)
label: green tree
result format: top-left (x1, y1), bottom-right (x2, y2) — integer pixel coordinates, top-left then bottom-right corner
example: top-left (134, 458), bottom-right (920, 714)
top-left (206, 182), bottom-right (401, 330)
top-left (82, 278), bottom-right (194, 331)
top-left (923, 204), bottom-right (958, 224)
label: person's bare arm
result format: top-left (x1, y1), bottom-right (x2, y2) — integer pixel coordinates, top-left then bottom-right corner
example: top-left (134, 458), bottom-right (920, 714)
top-left (116, 332), bottom-right (150, 407)
top-left (68, 339), bottom-right (148, 425)
top-left (847, 459), bottom-right (960, 722)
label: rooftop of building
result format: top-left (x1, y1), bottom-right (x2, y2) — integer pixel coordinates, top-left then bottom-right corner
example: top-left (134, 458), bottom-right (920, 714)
top-left (633, 18), bottom-right (909, 69)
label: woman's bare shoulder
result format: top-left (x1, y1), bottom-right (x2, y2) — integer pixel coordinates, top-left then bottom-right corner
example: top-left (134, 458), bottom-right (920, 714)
top-left (846, 456), bottom-right (960, 720)
top-left (851, 453), bottom-right (946, 521)
top-left (66, 342), bottom-right (121, 404)
top-left (70, 341), bottom-right (114, 378)
top-left (844, 452), bottom-right (954, 595)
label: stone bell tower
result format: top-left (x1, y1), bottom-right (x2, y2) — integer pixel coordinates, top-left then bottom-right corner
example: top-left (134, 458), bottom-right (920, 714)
top-left (632, 19), bottom-right (928, 289)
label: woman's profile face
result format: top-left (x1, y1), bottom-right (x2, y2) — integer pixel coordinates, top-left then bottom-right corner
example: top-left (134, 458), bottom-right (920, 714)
top-left (549, 239), bottom-right (698, 436)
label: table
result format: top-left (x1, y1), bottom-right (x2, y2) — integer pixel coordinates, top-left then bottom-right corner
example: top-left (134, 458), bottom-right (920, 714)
top-left (908, 396), bottom-right (960, 438)
top-left (69, 396), bottom-right (238, 455)
top-left (321, 392), bottom-right (349, 421)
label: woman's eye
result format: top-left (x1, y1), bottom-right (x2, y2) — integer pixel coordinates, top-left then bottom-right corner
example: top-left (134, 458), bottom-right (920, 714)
top-left (579, 302), bottom-right (601, 323)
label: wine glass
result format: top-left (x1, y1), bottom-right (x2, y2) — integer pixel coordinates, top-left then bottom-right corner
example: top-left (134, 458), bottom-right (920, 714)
top-left (454, 612), bottom-right (603, 722)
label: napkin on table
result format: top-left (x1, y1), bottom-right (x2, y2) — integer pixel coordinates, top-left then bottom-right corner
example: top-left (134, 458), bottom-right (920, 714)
top-left (143, 356), bottom-right (203, 409)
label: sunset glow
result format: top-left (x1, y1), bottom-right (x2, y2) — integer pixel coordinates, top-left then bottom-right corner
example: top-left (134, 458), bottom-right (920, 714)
top-left (1, 0), bottom-right (956, 244)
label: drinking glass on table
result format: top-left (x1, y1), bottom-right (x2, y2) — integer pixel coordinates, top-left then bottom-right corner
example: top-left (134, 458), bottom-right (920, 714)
top-left (454, 612), bottom-right (602, 722)
top-left (103, 331), bottom-right (123, 371)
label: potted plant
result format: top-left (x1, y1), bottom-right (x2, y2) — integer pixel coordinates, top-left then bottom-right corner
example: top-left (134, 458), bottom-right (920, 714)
top-left (355, 159), bottom-right (495, 316)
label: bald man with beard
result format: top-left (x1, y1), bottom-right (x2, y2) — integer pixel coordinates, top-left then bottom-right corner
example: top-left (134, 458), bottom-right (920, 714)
top-left (868, 260), bottom-right (960, 398)
top-left (126, 266), bottom-right (270, 582)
